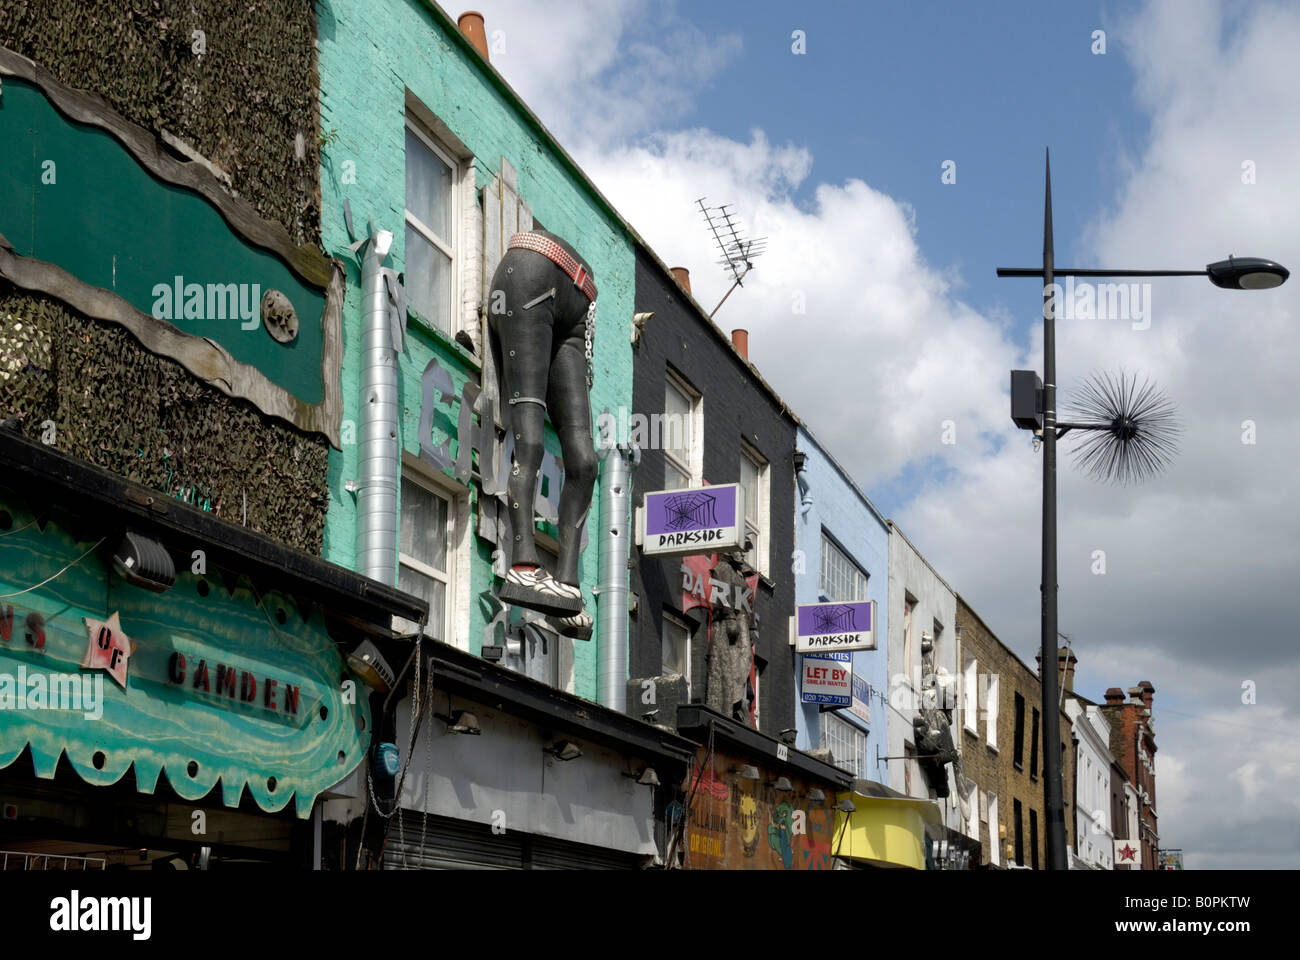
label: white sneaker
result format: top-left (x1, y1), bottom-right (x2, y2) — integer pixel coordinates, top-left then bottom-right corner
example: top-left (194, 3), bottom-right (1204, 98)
top-left (497, 566), bottom-right (583, 616)
top-left (545, 610), bottom-right (593, 641)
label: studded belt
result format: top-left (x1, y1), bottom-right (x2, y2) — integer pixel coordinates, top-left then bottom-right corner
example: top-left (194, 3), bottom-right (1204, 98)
top-left (507, 232), bottom-right (597, 302)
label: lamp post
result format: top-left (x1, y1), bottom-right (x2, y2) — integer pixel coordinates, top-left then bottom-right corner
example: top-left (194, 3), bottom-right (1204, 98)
top-left (996, 150), bottom-right (1287, 870)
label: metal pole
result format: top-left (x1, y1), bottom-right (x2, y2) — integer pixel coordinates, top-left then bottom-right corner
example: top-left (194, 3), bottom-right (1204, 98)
top-left (1040, 150), bottom-right (1068, 869)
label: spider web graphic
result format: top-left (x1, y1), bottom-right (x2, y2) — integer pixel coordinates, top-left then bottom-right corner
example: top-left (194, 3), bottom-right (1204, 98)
top-left (664, 492), bottom-right (718, 530)
top-left (812, 605), bottom-right (858, 634)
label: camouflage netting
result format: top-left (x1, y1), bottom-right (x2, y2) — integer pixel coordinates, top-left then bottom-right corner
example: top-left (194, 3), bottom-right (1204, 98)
top-left (0, 0), bottom-right (322, 246)
top-left (0, 2), bottom-right (331, 554)
top-left (0, 286), bottom-right (329, 553)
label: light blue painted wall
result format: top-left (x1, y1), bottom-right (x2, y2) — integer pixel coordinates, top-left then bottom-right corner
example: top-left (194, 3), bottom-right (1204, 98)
top-left (793, 424), bottom-right (891, 785)
top-left (316, 0), bottom-right (635, 700)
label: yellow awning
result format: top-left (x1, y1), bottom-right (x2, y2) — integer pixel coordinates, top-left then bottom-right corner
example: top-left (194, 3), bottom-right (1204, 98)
top-left (832, 790), bottom-right (944, 870)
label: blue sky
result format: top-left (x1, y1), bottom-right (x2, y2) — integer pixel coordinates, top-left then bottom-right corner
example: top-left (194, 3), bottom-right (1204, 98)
top-left (479, 0), bottom-right (1300, 868)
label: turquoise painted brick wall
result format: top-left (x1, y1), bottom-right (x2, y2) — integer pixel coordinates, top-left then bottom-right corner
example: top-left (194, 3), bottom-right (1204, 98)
top-left (315, 0), bottom-right (635, 701)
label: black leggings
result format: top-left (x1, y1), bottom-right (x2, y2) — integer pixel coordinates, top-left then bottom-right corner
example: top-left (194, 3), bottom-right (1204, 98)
top-left (488, 243), bottom-right (598, 587)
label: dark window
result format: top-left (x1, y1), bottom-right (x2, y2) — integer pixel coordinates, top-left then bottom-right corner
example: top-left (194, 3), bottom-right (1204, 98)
top-left (1013, 693), bottom-right (1025, 768)
top-left (1013, 799), bottom-right (1024, 865)
top-left (1030, 708), bottom-right (1040, 777)
top-left (1030, 809), bottom-right (1039, 869)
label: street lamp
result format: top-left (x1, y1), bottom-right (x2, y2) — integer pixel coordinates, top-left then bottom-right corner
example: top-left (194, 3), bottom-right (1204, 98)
top-left (996, 150), bottom-right (1286, 871)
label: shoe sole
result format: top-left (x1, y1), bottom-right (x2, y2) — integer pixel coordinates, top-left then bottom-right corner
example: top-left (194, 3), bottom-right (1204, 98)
top-left (497, 578), bottom-right (583, 616)
top-left (546, 618), bottom-right (593, 641)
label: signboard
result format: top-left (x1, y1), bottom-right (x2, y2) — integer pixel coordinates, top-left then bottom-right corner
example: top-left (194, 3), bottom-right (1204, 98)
top-left (850, 674), bottom-right (871, 725)
top-left (0, 52), bottom-right (344, 444)
top-left (639, 484), bottom-right (744, 557)
top-left (1114, 839), bottom-right (1140, 867)
top-left (801, 652), bottom-right (851, 706)
top-left (795, 600), bottom-right (876, 653)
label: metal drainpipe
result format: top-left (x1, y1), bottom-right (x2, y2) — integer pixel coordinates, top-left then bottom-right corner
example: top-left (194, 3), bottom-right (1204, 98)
top-left (356, 229), bottom-right (399, 585)
top-left (597, 442), bottom-right (638, 709)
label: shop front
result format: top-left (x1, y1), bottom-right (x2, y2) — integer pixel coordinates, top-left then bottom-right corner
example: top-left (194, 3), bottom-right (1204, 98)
top-left (672, 704), bottom-right (854, 870)
top-left (0, 429), bottom-right (423, 869)
top-left (830, 778), bottom-right (954, 870)
top-left (369, 638), bottom-right (695, 870)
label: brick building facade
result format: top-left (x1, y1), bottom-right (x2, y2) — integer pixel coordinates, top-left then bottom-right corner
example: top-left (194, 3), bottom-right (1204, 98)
top-left (1101, 683), bottom-right (1159, 869)
top-left (955, 596), bottom-right (1075, 868)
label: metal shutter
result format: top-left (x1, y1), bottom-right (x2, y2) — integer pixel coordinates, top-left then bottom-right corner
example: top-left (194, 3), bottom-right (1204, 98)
top-left (383, 811), bottom-right (642, 870)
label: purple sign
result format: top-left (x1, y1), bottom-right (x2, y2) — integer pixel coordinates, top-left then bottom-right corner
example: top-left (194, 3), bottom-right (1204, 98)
top-left (795, 600), bottom-right (876, 653)
top-left (639, 483), bottom-right (743, 556)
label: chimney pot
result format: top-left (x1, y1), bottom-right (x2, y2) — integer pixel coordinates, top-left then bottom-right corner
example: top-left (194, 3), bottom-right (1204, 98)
top-left (1104, 687), bottom-right (1125, 705)
top-left (732, 328), bottom-right (749, 360)
top-left (458, 11), bottom-right (490, 61)
top-left (669, 266), bottom-right (691, 294)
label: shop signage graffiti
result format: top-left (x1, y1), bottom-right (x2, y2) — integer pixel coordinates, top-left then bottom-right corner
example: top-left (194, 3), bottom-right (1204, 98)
top-left (679, 553), bottom-right (758, 615)
top-left (166, 651), bottom-right (301, 716)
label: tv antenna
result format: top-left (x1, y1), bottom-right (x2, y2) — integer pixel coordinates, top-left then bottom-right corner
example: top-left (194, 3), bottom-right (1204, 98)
top-left (697, 198), bottom-right (766, 319)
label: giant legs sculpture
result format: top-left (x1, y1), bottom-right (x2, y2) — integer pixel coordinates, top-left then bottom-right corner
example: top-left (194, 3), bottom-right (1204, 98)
top-left (488, 230), bottom-right (599, 640)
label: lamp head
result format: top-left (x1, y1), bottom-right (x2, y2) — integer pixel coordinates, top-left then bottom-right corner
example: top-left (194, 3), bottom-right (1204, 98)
top-left (1206, 256), bottom-right (1288, 290)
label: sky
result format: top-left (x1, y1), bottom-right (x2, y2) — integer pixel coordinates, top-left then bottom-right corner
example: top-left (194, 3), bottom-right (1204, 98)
top-left (468, 0), bottom-right (1300, 869)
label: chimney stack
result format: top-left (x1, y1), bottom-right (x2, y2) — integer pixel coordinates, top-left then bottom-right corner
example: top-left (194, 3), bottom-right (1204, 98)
top-left (670, 266), bottom-right (691, 294)
top-left (458, 12), bottom-right (489, 61)
top-left (1104, 687), bottom-right (1125, 705)
top-left (731, 329), bottom-right (749, 360)
top-left (1137, 680), bottom-right (1154, 711)
top-left (1059, 648), bottom-right (1077, 693)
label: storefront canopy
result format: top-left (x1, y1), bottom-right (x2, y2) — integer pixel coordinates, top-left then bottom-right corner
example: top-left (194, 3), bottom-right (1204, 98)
top-left (832, 778), bottom-right (944, 870)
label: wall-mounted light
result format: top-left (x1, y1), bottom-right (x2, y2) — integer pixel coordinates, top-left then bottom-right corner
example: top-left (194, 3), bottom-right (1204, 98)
top-left (731, 764), bottom-right (761, 781)
top-left (836, 797), bottom-right (856, 813)
top-left (623, 765), bottom-right (660, 786)
top-left (112, 531), bottom-right (176, 593)
top-left (772, 777), bottom-right (793, 792)
top-left (347, 639), bottom-right (394, 693)
top-left (435, 709), bottom-right (481, 735)
top-left (545, 740), bottom-right (583, 761)
top-left (806, 788), bottom-right (826, 803)
top-left (778, 728), bottom-right (797, 746)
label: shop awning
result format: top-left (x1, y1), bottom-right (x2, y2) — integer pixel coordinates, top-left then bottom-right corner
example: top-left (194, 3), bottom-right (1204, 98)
top-left (832, 779), bottom-right (944, 870)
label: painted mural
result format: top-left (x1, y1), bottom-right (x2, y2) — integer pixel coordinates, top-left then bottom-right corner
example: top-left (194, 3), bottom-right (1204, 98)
top-left (681, 744), bottom-right (837, 870)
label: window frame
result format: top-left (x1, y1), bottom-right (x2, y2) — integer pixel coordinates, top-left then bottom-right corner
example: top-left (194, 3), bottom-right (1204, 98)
top-left (404, 116), bottom-right (461, 336)
top-left (985, 673), bottom-right (1000, 750)
top-left (963, 655), bottom-right (978, 734)
top-left (396, 471), bottom-right (457, 643)
top-left (902, 595), bottom-right (917, 689)
top-left (739, 440), bottom-right (770, 577)
top-left (663, 368), bottom-right (703, 490)
top-left (1013, 691), bottom-right (1026, 769)
top-left (820, 531), bottom-right (868, 602)
top-left (987, 793), bottom-right (1000, 867)
top-left (661, 609), bottom-right (693, 698)
top-left (820, 711), bottom-right (868, 779)
top-left (1030, 707), bottom-right (1041, 779)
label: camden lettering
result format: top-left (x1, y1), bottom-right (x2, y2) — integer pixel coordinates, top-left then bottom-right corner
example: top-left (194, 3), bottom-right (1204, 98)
top-left (167, 652), bottom-right (300, 716)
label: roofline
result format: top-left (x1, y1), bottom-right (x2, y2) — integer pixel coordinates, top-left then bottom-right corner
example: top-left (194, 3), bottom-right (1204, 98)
top-left (954, 594), bottom-right (1072, 720)
top-left (418, 1), bottom-right (800, 423)
top-left (887, 520), bottom-right (957, 595)
top-left (796, 423), bottom-right (889, 529)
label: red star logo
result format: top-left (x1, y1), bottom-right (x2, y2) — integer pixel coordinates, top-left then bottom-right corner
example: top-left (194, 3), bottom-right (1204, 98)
top-left (1117, 843), bottom-right (1138, 862)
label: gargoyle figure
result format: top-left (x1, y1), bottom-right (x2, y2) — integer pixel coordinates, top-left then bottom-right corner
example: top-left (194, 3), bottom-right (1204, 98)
top-left (915, 634), bottom-right (958, 797)
top-left (488, 230), bottom-right (599, 639)
top-left (705, 550), bottom-right (755, 724)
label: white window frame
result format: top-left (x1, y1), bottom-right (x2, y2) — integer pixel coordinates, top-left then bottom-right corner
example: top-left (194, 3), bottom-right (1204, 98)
top-left (902, 595), bottom-right (916, 688)
top-left (661, 610), bottom-right (693, 698)
top-left (985, 673), bottom-right (1000, 750)
top-left (988, 793), bottom-right (1000, 866)
top-left (820, 532), bottom-right (868, 601)
top-left (740, 441), bottom-right (770, 577)
top-left (396, 471), bottom-right (458, 644)
top-left (404, 117), bottom-right (461, 336)
top-left (663, 369), bottom-right (703, 489)
top-left (963, 655), bottom-right (978, 734)
top-left (820, 712), bottom-right (867, 779)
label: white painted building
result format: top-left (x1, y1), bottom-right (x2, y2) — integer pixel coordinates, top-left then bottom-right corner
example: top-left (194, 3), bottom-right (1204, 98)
top-left (1065, 697), bottom-right (1115, 870)
top-left (886, 523), bottom-right (967, 842)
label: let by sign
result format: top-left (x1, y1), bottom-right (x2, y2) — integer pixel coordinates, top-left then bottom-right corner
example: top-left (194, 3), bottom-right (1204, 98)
top-left (801, 652), bottom-right (851, 707)
top-left (795, 600), bottom-right (876, 653)
top-left (639, 483), bottom-right (744, 557)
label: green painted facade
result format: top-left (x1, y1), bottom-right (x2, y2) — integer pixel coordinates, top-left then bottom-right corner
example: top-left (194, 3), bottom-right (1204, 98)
top-left (316, 0), bottom-right (635, 700)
